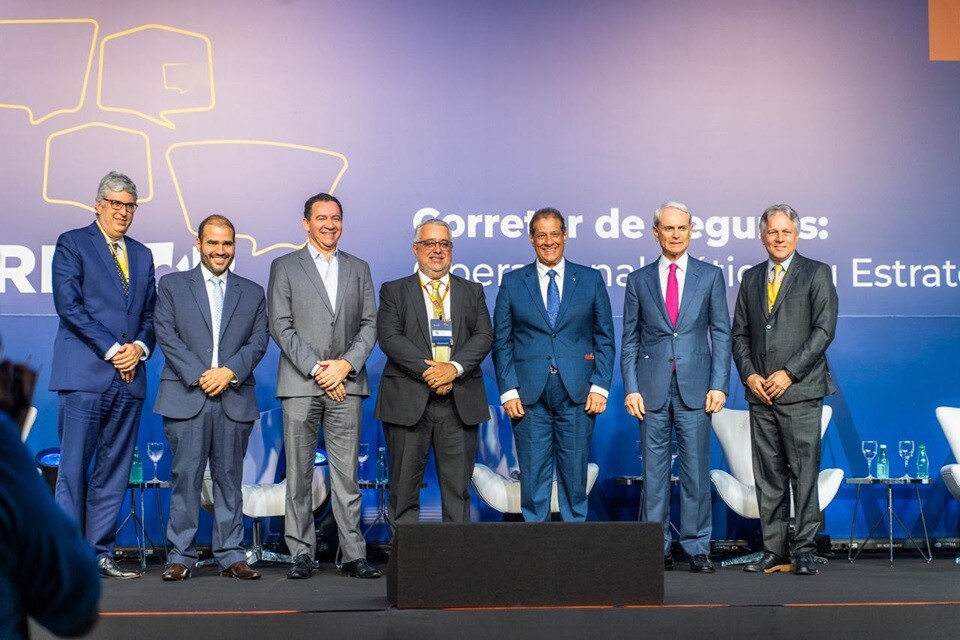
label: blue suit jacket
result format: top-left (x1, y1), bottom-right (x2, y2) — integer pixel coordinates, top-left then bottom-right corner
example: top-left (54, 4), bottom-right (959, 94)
top-left (493, 260), bottom-right (615, 405)
top-left (621, 256), bottom-right (731, 411)
top-left (153, 266), bottom-right (268, 423)
top-left (49, 222), bottom-right (156, 399)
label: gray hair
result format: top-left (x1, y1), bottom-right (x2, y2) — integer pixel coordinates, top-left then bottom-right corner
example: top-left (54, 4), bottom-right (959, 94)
top-left (414, 218), bottom-right (451, 242)
top-left (759, 204), bottom-right (800, 233)
top-left (653, 201), bottom-right (692, 227)
top-left (96, 171), bottom-right (138, 201)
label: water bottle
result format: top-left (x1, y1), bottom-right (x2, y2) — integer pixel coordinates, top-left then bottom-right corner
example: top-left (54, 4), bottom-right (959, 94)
top-left (916, 444), bottom-right (929, 479)
top-left (876, 444), bottom-right (889, 479)
top-left (376, 446), bottom-right (389, 484)
top-left (129, 446), bottom-right (143, 484)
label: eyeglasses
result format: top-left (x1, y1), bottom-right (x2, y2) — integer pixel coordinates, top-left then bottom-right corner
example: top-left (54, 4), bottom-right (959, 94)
top-left (101, 198), bottom-right (138, 213)
top-left (415, 239), bottom-right (453, 251)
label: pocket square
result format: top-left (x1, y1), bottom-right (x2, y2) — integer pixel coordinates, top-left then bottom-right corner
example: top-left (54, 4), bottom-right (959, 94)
top-left (584, 353), bottom-right (594, 361)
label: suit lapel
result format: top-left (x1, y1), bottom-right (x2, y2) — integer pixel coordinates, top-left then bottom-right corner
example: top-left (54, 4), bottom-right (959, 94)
top-left (220, 276), bottom-right (241, 339)
top-left (86, 223), bottom-right (127, 300)
top-left (408, 275), bottom-right (433, 348)
top-left (449, 276), bottom-right (465, 349)
top-left (522, 263), bottom-right (552, 327)
top-left (189, 267), bottom-right (214, 335)
top-left (676, 258), bottom-right (702, 328)
top-left (333, 252), bottom-right (353, 319)
top-left (297, 246), bottom-right (334, 314)
top-left (643, 261), bottom-right (672, 328)
top-left (770, 253), bottom-right (801, 317)
top-left (555, 263), bottom-right (581, 326)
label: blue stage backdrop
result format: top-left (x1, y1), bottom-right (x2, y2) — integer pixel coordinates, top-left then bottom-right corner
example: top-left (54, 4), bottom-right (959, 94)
top-left (2, 0), bottom-right (959, 547)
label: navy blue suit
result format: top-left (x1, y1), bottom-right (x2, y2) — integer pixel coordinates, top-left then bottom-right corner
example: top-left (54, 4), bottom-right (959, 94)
top-left (621, 256), bottom-right (730, 556)
top-left (154, 266), bottom-right (268, 569)
top-left (493, 260), bottom-right (615, 521)
top-left (49, 221), bottom-right (156, 558)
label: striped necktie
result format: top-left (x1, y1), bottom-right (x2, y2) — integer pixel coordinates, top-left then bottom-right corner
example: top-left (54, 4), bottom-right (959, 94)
top-left (767, 264), bottom-right (784, 313)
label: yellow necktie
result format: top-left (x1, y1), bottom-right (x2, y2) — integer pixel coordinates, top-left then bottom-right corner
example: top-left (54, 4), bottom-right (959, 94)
top-left (767, 264), bottom-right (783, 313)
top-left (427, 280), bottom-right (450, 363)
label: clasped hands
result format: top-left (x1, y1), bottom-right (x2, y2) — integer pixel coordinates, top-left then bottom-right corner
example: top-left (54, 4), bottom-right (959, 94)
top-left (110, 343), bottom-right (144, 383)
top-left (746, 370), bottom-right (792, 406)
top-left (198, 367), bottom-right (236, 397)
top-left (423, 360), bottom-right (455, 396)
top-left (315, 358), bottom-right (352, 402)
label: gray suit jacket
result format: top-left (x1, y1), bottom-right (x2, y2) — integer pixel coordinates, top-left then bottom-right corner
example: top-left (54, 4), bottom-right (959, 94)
top-left (732, 252), bottom-right (838, 405)
top-left (268, 246), bottom-right (377, 398)
top-left (153, 266), bottom-right (268, 422)
top-left (375, 273), bottom-right (492, 427)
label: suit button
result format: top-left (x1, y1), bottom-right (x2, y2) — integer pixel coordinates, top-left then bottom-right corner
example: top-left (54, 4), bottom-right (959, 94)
top-left (127, 311), bottom-right (131, 316)
top-left (673, 332), bottom-right (678, 337)
top-left (552, 333), bottom-right (557, 338)
top-left (330, 322), bottom-right (334, 327)
top-left (766, 325), bottom-right (772, 330)
top-left (121, 333), bottom-right (127, 338)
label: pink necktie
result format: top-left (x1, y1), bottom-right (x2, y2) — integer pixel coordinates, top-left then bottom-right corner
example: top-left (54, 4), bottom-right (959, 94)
top-left (666, 263), bottom-right (679, 326)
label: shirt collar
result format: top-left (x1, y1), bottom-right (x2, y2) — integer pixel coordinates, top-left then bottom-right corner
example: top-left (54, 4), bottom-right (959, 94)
top-left (95, 220), bottom-right (124, 245)
top-left (536, 258), bottom-right (566, 279)
top-left (659, 252), bottom-right (689, 273)
top-left (199, 263), bottom-right (228, 285)
top-left (768, 252), bottom-right (795, 273)
top-left (308, 243), bottom-right (338, 262)
top-left (418, 271), bottom-right (450, 287)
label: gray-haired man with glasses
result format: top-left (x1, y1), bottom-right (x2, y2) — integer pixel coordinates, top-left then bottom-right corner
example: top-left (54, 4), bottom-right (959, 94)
top-left (375, 219), bottom-right (493, 525)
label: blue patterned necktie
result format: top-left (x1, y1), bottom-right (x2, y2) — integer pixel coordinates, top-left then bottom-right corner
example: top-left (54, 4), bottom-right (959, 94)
top-left (546, 269), bottom-right (560, 327)
top-left (210, 277), bottom-right (224, 334)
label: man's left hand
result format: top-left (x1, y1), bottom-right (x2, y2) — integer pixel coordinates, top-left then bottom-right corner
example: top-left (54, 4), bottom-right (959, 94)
top-left (423, 360), bottom-right (457, 389)
top-left (585, 392), bottom-right (607, 415)
top-left (199, 367), bottom-right (235, 397)
top-left (761, 370), bottom-right (793, 402)
top-left (316, 359), bottom-right (352, 391)
top-left (111, 343), bottom-right (144, 374)
top-left (704, 390), bottom-right (727, 414)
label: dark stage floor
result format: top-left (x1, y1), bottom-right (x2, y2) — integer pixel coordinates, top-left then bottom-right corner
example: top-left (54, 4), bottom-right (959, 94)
top-left (31, 551), bottom-right (960, 639)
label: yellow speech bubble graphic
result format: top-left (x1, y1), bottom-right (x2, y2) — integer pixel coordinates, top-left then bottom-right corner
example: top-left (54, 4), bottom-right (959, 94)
top-left (0, 19), bottom-right (99, 125)
top-left (43, 123), bottom-right (155, 212)
top-left (166, 140), bottom-right (348, 256)
top-left (97, 24), bottom-right (215, 129)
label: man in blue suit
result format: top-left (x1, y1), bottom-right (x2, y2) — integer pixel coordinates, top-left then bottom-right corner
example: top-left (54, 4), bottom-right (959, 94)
top-left (154, 215), bottom-right (268, 581)
top-left (493, 207), bottom-right (615, 522)
top-left (50, 171), bottom-right (156, 579)
top-left (621, 201), bottom-right (730, 573)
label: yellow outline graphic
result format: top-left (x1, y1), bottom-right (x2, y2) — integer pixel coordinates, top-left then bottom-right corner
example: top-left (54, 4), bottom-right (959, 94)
top-left (166, 140), bottom-right (349, 256)
top-left (43, 122), bottom-right (155, 212)
top-left (162, 63), bottom-right (190, 95)
top-left (97, 24), bottom-right (215, 129)
top-left (0, 19), bottom-right (99, 125)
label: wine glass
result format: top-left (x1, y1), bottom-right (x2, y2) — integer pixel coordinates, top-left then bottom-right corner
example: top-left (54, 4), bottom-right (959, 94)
top-left (670, 441), bottom-right (679, 479)
top-left (358, 443), bottom-right (370, 481)
top-left (861, 440), bottom-right (878, 478)
top-left (635, 439), bottom-right (643, 478)
top-left (898, 440), bottom-right (915, 478)
top-left (146, 442), bottom-right (164, 483)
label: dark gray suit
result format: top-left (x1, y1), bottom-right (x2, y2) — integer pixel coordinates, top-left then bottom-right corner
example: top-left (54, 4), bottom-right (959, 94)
top-left (375, 273), bottom-right (492, 523)
top-left (268, 246), bottom-right (376, 563)
top-left (732, 252), bottom-right (838, 557)
top-left (154, 266), bottom-right (268, 569)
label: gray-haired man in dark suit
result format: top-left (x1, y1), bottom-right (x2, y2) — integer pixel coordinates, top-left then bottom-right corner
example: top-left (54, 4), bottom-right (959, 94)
top-left (732, 204), bottom-right (838, 576)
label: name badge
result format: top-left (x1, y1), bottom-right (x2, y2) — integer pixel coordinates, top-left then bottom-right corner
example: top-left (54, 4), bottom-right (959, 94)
top-left (430, 318), bottom-right (453, 346)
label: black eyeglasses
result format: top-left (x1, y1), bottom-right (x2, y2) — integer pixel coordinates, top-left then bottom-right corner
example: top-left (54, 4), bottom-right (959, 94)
top-left (101, 198), bottom-right (138, 213)
top-left (415, 239), bottom-right (453, 251)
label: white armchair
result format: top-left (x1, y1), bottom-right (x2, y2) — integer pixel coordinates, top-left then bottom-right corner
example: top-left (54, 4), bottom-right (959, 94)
top-left (471, 462), bottom-right (599, 517)
top-left (709, 406), bottom-right (843, 563)
top-left (935, 406), bottom-right (960, 500)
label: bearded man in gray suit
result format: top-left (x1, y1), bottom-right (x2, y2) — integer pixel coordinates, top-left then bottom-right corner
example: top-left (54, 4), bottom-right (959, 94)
top-left (732, 204), bottom-right (838, 577)
top-left (268, 193), bottom-right (380, 580)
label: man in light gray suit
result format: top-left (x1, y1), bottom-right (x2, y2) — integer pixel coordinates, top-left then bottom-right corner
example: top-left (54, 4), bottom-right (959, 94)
top-left (732, 204), bottom-right (838, 577)
top-left (154, 215), bottom-right (268, 581)
top-left (621, 201), bottom-right (730, 574)
top-left (268, 193), bottom-right (380, 579)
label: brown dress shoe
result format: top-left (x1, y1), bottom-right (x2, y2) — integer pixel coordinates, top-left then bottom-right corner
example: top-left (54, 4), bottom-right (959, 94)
top-left (220, 561), bottom-right (261, 580)
top-left (161, 563), bottom-right (191, 581)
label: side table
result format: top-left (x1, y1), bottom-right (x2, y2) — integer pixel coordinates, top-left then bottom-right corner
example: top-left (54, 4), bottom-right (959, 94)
top-left (846, 477), bottom-right (932, 565)
top-left (116, 480), bottom-right (170, 570)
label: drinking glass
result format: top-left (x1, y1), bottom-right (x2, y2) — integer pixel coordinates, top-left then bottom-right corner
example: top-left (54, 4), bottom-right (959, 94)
top-left (670, 441), bottom-right (679, 479)
top-left (861, 440), bottom-right (878, 478)
top-left (898, 440), bottom-right (915, 478)
top-left (146, 441), bottom-right (164, 483)
top-left (358, 443), bottom-right (370, 481)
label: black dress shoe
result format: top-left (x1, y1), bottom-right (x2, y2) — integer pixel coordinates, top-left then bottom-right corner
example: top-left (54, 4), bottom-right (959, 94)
top-left (690, 554), bottom-right (716, 573)
top-left (794, 552), bottom-right (819, 576)
top-left (664, 555), bottom-right (674, 571)
top-left (743, 551), bottom-right (792, 574)
top-left (161, 563), bottom-right (191, 581)
top-left (287, 553), bottom-right (314, 579)
top-left (98, 557), bottom-right (141, 579)
top-left (340, 558), bottom-right (382, 579)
